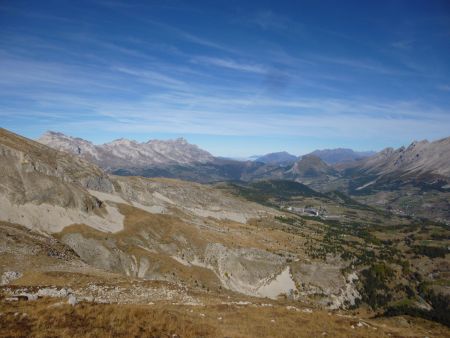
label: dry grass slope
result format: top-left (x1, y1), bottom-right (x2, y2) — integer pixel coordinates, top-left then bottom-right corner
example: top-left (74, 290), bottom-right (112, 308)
top-left (1, 296), bottom-right (449, 338)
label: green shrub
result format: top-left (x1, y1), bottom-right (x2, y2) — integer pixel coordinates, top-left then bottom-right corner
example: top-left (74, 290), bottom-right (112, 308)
top-left (360, 263), bottom-right (394, 309)
top-left (412, 245), bottom-right (448, 258)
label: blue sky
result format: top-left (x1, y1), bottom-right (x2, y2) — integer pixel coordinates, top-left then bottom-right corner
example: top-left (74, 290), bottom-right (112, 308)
top-left (1, 0), bottom-right (449, 157)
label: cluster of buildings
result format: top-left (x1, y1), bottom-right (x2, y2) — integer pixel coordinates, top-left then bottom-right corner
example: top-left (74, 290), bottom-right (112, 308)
top-left (282, 206), bottom-right (320, 217)
top-left (281, 205), bottom-right (342, 220)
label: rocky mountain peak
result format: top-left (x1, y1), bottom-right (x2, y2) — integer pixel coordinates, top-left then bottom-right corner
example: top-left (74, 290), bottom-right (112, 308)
top-left (353, 136), bottom-right (450, 178)
top-left (38, 131), bottom-right (215, 169)
top-left (38, 131), bottom-right (97, 157)
top-left (175, 137), bottom-right (188, 145)
top-left (289, 154), bottom-right (336, 177)
top-left (406, 139), bottom-right (429, 151)
top-left (104, 138), bottom-right (138, 147)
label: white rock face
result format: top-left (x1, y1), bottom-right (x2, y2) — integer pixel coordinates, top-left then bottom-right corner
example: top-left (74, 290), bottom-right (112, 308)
top-left (203, 243), bottom-right (295, 299)
top-left (36, 288), bottom-right (71, 297)
top-left (256, 267), bottom-right (297, 299)
top-left (292, 260), bottom-right (361, 309)
top-left (38, 131), bottom-right (215, 168)
top-left (327, 272), bottom-right (361, 310)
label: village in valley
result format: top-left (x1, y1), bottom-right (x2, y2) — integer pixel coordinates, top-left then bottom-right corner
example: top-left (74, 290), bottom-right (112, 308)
top-left (280, 205), bottom-right (341, 220)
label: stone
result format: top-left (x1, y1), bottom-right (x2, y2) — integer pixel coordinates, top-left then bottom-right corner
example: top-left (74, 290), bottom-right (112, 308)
top-left (68, 294), bottom-right (78, 306)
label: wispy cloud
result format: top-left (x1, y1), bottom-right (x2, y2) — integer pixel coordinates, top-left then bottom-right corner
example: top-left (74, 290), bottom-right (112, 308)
top-left (180, 31), bottom-right (235, 53)
top-left (192, 56), bottom-right (267, 74)
top-left (8, 80), bottom-right (446, 139)
top-left (314, 56), bottom-right (404, 75)
top-left (112, 66), bottom-right (187, 89)
top-left (1, 46), bottom-right (448, 140)
top-left (142, 18), bottom-right (239, 54)
top-left (40, 100), bottom-right (450, 144)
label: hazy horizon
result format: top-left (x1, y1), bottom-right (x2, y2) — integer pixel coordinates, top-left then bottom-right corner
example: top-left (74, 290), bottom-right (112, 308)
top-left (1, 0), bottom-right (449, 157)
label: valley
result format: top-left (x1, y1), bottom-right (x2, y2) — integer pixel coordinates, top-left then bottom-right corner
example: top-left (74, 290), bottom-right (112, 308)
top-left (0, 127), bottom-right (449, 337)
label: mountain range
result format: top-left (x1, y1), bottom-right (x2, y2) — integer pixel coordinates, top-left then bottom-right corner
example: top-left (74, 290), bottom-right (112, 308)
top-left (38, 131), bottom-right (375, 181)
top-left (39, 131), bottom-right (376, 168)
top-left (37, 130), bottom-right (450, 222)
top-left (344, 138), bottom-right (450, 179)
top-left (38, 130), bottom-right (450, 183)
top-left (308, 148), bottom-right (376, 164)
top-left (253, 148), bottom-right (375, 166)
top-left (39, 131), bottom-right (215, 169)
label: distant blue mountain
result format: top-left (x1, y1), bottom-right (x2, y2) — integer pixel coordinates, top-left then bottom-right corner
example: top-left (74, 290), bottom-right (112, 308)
top-left (255, 151), bottom-right (298, 165)
top-left (307, 148), bottom-right (375, 165)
